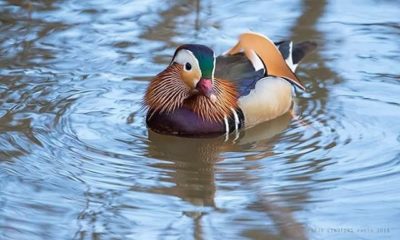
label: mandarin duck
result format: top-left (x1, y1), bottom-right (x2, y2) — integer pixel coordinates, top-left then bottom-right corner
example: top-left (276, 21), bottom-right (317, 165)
top-left (144, 32), bottom-right (316, 137)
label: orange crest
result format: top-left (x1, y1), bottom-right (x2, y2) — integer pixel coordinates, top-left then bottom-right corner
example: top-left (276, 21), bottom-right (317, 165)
top-left (226, 32), bottom-right (305, 90)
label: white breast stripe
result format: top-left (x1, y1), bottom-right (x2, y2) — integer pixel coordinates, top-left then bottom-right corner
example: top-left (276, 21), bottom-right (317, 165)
top-left (230, 108), bottom-right (239, 131)
top-left (223, 116), bottom-right (229, 134)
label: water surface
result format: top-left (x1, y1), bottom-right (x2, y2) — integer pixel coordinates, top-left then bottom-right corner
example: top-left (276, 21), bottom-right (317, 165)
top-left (0, 0), bottom-right (399, 239)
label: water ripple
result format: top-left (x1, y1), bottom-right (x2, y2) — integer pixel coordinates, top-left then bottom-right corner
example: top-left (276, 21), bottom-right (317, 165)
top-left (1, 0), bottom-right (400, 239)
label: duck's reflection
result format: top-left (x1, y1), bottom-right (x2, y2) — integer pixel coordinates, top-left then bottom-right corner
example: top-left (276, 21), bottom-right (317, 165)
top-left (146, 113), bottom-right (306, 239)
top-left (147, 113), bottom-right (291, 205)
top-left (147, 130), bottom-right (223, 207)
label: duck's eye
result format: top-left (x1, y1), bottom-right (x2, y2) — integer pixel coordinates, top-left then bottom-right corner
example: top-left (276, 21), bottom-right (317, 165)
top-left (185, 62), bottom-right (192, 71)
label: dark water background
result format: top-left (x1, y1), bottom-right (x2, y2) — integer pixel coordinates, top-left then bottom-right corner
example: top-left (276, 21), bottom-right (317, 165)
top-left (0, 0), bottom-right (399, 239)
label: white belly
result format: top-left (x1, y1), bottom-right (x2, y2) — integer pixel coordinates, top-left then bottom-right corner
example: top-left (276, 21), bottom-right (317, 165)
top-left (238, 77), bottom-right (293, 127)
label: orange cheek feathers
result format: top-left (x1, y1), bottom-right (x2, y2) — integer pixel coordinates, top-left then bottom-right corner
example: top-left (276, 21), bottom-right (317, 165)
top-left (181, 69), bottom-right (201, 89)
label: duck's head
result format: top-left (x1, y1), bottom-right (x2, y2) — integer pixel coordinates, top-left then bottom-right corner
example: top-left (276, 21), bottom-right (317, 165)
top-left (170, 44), bottom-right (217, 101)
top-left (145, 44), bottom-right (218, 113)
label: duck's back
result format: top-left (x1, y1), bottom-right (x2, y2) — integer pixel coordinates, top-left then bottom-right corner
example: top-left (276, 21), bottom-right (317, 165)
top-left (215, 50), bottom-right (293, 127)
top-left (215, 34), bottom-right (316, 127)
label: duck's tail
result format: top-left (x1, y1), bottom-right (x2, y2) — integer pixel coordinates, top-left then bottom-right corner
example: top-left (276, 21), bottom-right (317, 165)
top-left (275, 41), bottom-right (317, 72)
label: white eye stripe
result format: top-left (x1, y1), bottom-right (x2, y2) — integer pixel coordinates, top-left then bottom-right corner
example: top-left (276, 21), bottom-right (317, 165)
top-left (172, 49), bottom-right (201, 74)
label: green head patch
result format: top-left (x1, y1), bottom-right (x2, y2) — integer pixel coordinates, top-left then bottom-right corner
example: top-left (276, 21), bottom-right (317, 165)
top-left (173, 44), bottom-right (215, 79)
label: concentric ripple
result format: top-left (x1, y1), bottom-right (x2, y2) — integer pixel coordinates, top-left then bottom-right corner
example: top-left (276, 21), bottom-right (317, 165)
top-left (1, 0), bottom-right (400, 240)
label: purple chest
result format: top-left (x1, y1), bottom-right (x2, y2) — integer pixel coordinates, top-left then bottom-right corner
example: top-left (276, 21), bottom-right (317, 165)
top-left (146, 107), bottom-right (226, 137)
